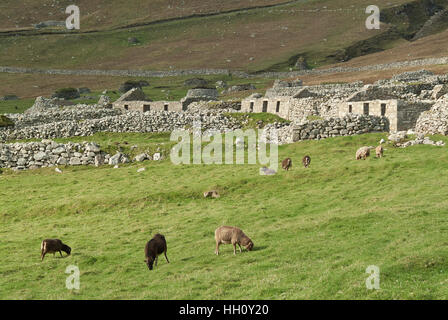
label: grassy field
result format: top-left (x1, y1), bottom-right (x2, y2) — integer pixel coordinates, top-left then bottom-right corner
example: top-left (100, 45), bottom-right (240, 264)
top-left (0, 131), bottom-right (447, 299)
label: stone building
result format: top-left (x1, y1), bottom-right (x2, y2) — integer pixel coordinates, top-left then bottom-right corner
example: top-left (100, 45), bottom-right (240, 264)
top-left (113, 100), bottom-right (183, 112)
top-left (112, 87), bottom-right (217, 112)
top-left (338, 99), bottom-right (432, 132)
top-left (241, 96), bottom-right (292, 119)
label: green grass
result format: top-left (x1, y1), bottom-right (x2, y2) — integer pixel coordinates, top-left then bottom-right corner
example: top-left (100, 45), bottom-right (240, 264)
top-left (0, 98), bottom-right (34, 114)
top-left (0, 132), bottom-right (447, 299)
top-left (224, 112), bottom-right (291, 129)
top-left (0, 115), bottom-right (14, 127)
top-left (306, 115), bottom-right (324, 121)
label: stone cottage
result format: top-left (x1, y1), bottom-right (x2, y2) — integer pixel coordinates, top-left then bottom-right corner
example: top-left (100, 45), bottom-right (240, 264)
top-left (112, 87), bottom-right (183, 112)
top-left (112, 87), bottom-right (218, 112)
top-left (338, 85), bottom-right (433, 132)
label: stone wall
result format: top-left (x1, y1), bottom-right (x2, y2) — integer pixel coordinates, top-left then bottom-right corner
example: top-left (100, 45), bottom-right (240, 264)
top-left (2, 57), bottom-right (447, 79)
top-left (0, 140), bottom-right (165, 170)
top-left (0, 110), bottom-right (242, 142)
top-left (262, 114), bottom-right (387, 144)
top-left (5, 106), bottom-right (121, 129)
top-left (0, 140), bottom-right (107, 170)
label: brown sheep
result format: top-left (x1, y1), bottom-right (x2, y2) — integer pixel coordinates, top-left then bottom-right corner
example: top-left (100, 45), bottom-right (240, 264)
top-left (376, 145), bottom-right (384, 158)
top-left (355, 146), bottom-right (370, 160)
top-left (302, 155), bottom-right (311, 168)
top-left (215, 226), bottom-right (253, 255)
top-left (281, 158), bottom-right (292, 171)
top-left (41, 239), bottom-right (71, 261)
top-left (144, 234), bottom-right (169, 270)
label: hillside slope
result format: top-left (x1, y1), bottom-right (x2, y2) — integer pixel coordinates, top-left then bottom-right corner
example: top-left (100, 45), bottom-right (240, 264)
top-left (1, 0), bottom-right (436, 73)
top-left (0, 0), bottom-right (293, 31)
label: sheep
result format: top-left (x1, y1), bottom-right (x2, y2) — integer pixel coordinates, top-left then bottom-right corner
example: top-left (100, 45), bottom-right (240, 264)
top-left (215, 226), bottom-right (254, 255)
top-left (302, 155), bottom-right (311, 168)
top-left (41, 239), bottom-right (71, 261)
top-left (144, 234), bottom-right (169, 270)
top-left (204, 190), bottom-right (220, 198)
top-left (281, 158), bottom-right (292, 171)
top-left (376, 145), bottom-right (384, 158)
top-left (355, 146), bottom-right (370, 160)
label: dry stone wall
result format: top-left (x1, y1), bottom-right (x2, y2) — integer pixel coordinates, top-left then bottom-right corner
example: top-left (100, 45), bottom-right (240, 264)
top-left (0, 109), bottom-right (242, 142)
top-left (262, 114), bottom-right (387, 144)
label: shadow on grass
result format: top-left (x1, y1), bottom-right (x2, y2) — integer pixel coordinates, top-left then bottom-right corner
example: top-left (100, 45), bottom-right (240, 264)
top-left (251, 245), bottom-right (267, 252)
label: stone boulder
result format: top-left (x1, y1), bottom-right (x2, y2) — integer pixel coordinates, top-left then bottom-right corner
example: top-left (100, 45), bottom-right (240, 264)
top-left (388, 131), bottom-right (407, 143)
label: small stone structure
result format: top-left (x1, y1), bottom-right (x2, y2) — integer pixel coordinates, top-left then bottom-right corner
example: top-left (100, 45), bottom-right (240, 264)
top-left (338, 99), bottom-right (432, 132)
top-left (112, 87), bottom-right (217, 112)
top-left (261, 114), bottom-right (387, 145)
top-left (113, 100), bottom-right (183, 112)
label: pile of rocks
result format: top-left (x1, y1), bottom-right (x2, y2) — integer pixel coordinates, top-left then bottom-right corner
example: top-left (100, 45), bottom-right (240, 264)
top-left (24, 96), bottom-right (74, 114)
top-left (388, 132), bottom-right (445, 148)
top-left (415, 95), bottom-right (448, 135)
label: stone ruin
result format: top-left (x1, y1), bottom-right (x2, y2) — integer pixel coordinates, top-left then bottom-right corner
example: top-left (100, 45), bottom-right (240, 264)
top-left (242, 70), bottom-right (448, 134)
top-left (111, 87), bottom-right (218, 112)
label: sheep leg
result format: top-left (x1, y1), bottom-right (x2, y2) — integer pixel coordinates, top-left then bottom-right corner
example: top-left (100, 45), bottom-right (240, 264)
top-left (238, 244), bottom-right (242, 253)
top-left (233, 243), bottom-right (237, 255)
top-left (41, 251), bottom-right (46, 261)
top-left (155, 256), bottom-right (158, 267)
top-left (59, 251), bottom-right (63, 258)
top-left (215, 242), bottom-right (220, 255)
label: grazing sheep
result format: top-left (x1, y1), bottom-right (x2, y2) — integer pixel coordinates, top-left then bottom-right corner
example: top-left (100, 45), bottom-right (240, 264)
top-left (41, 239), bottom-right (71, 261)
top-left (144, 234), bottom-right (169, 270)
top-left (302, 155), bottom-right (311, 168)
top-left (376, 145), bottom-right (384, 158)
top-left (355, 146), bottom-right (370, 160)
top-left (281, 158), bottom-right (292, 171)
top-left (204, 190), bottom-right (220, 198)
top-left (215, 226), bottom-right (253, 255)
